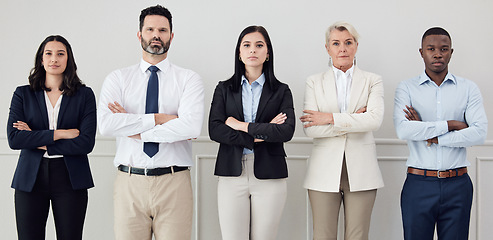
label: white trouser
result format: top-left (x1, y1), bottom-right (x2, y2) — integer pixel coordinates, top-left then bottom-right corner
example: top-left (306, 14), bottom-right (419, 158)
top-left (217, 154), bottom-right (287, 240)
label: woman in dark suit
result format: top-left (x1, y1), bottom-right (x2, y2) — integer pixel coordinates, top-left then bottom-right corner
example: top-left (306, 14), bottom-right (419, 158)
top-left (7, 35), bottom-right (96, 240)
top-left (209, 26), bottom-right (295, 240)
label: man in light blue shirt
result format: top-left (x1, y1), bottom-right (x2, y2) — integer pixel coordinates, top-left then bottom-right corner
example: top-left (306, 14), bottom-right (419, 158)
top-left (394, 27), bottom-right (488, 240)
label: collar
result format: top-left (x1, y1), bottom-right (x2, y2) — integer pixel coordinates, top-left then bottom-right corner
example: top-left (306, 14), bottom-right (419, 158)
top-left (331, 65), bottom-right (354, 79)
top-left (241, 73), bottom-right (266, 87)
top-left (139, 58), bottom-right (170, 74)
top-left (418, 71), bottom-right (456, 85)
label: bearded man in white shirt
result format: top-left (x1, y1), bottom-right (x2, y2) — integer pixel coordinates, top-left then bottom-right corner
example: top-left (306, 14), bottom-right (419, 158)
top-left (97, 5), bottom-right (204, 240)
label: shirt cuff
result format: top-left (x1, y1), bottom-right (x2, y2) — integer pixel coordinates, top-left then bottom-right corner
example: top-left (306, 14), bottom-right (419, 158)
top-left (140, 114), bottom-right (156, 142)
top-left (436, 120), bottom-right (448, 136)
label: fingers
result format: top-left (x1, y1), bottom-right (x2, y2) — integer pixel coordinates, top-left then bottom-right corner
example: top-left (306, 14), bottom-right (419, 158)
top-left (270, 113), bottom-right (287, 124)
top-left (355, 106), bottom-right (367, 114)
top-left (108, 101), bottom-right (127, 113)
top-left (13, 121), bottom-right (32, 131)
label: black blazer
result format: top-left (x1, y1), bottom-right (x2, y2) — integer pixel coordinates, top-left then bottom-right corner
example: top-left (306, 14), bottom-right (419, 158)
top-left (209, 79), bottom-right (295, 179)
top-left (7, 85), bottom-right (97, 192)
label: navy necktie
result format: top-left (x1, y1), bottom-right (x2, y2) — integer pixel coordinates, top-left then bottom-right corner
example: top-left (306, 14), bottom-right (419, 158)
top-left (144, 66), bottom-right (159, 157)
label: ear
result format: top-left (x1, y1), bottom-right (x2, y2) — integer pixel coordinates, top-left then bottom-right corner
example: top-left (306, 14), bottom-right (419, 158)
top-left (137, 31), bottom-right (142, 42)
top-left (325, 44), bottom-right (330, 53)
top-left (169, 32), bottom-right (174, 44)
top-left (419, 48), bottom-right (423, 58)
top-left (450, 48), bottom-right (454, 55)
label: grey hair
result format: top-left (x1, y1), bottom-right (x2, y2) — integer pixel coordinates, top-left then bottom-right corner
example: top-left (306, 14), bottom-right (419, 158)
top-left (325, 21), bottom-right (360, 45)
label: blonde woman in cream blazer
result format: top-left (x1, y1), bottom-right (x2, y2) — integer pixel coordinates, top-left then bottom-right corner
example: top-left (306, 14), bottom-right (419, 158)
top-left (300, 22), bottom-right (384, 240)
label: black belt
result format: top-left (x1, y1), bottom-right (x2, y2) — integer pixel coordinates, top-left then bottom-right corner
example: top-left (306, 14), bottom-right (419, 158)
top-left (118, 165), bottom-right (188, 176)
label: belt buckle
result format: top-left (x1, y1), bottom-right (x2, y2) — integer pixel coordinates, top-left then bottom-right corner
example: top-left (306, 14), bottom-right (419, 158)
top-left (437, 170), bottom-right (447, 178)
top-left (144, 168), bottom-right (148, 176)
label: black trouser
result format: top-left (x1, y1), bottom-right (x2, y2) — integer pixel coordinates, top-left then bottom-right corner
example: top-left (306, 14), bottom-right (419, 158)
top-left (14, 157), bottom-right (88, 240)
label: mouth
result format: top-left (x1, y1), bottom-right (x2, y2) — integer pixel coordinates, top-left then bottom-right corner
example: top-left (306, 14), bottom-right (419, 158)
top-left (49, 65), bottom-right (60, 68)
top-left (432, 62), bottom-right (444, 66)
top-left (248, 57), bottom-right (258, 60)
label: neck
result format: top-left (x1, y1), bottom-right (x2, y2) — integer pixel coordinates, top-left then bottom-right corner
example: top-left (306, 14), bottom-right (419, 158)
top-left (45, 74), bottom-right (63, 91)
top-left (143, 51), bottom-right (167, 65)
top-left (245, 66), bottom-right (263, 84)
top-left (334, 63), bottom-right (353, 73)
top-left (425, 68), bottom-right (448, 86)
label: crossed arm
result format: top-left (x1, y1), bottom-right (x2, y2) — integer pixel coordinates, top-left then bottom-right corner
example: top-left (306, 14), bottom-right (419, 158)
top-left (402, 105), bottom-right (468, 145)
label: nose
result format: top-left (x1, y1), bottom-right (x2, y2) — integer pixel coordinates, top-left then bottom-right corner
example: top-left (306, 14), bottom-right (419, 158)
top-left (250, 48), bottom-right (255, 53)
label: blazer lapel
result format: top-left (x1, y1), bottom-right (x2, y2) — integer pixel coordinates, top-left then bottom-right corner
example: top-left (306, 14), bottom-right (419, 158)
top-left (35, 90), bottom-right (49, 129)
top-left (321, 71), bottom-right (340, 112)
top-left (348, 67), bottom-right (366, 113)
top-left (58, 94), bottom-right (71, 127)
top-left (256, 84), bottom-right (273, 122)
top-left (230, 85), bottom-right (245, 121)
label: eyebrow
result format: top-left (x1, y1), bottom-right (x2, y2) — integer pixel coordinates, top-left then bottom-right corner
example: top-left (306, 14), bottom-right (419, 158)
top-left (44, 50), bottom-right (66, 53)
top-left (242, 40), bottom-right (265, 44)
top-left (331, 38), bottom-right (353, 42)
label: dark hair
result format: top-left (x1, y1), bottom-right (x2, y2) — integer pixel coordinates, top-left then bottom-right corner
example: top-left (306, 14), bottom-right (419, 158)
top-left (422, 27), bottom-right (451, 45)
top-left (28, 35), bottom-right (84, 96)
top-left (139, 5), bottom-right (173, 32)
top-left (230, 25), bottom-right (280, 92)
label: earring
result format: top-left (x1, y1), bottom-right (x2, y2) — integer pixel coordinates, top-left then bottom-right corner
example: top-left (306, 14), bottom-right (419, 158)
top-left (353, 56), bottom-right (357, 66)
top-left (239, 56), bottom-right (242, 61)
top-left (266, 56), bottom-right (269, 62)
top-left (328, 57), bottom-right (332, 67)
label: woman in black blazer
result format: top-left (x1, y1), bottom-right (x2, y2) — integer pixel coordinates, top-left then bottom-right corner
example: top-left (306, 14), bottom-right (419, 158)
top-left (7, 35), bottom-right (96, 240)
top-left (209, 26), bottom-right (295, 240)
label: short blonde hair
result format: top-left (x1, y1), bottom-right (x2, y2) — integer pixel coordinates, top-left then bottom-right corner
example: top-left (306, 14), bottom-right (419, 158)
top-left (325, 21), bottom-right (360, 45)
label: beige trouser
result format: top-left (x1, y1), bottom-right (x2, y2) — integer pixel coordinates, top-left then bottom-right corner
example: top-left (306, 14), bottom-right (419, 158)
top-left (217, 154), bottom-right (287, 240)
top-left (113, 169), bottom-right (193, 240)
top-left (308, 160), bottom-right (377, 240)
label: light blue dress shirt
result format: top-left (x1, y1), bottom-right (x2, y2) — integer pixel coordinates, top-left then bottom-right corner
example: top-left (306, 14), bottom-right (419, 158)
top-left (241, 74), bottom-right (265, 155)
top-left (393, 72), bottom-right (488, 170)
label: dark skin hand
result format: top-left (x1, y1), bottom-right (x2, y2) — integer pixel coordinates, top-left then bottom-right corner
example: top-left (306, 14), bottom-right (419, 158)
top-left (404, 105), bottom-right (468, 146)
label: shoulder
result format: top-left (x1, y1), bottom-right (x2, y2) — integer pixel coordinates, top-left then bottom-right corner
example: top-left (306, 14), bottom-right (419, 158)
top-left (13, 85), bottom-right (35, 96)
top-left (105, 63), bottom-right (140, 81)
top-left (77, 85), bottom-right (96, 96)
top-left (169, 62), bottom-right (201, 80)
top-left (354, 67), bottom-right (382, 81)
top-left (306, 71), bottom-right (327, 82)
top-left (397, 75), bottom-right (420, 89)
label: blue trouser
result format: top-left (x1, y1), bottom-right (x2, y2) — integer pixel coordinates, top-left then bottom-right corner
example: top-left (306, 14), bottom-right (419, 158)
top-left (401, 172), bottom-right (473, 240)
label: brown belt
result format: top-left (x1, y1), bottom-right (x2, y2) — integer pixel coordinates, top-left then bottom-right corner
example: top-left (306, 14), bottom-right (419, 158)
top-left (407, 167), bottom-right (467, 178)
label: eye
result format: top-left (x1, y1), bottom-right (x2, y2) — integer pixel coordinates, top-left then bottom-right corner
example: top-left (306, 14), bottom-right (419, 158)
top-left (243, 44), bottom-right (250, 48)
top-left (333, 42), bottom-right (339, 46)
top-left (58, 53), bottom-right (65, 56)
top-left (427, 48), bottom-right (434, 51)
top-left (256, 44), bottom-right (264, 48)
top-left (441, 48), bottom-right (449, 52)
top-left (346, 41), bottom-right (353, 45)
top-left (159, 28), bottom-right (167, 32)
top-left (45, 52), bottom-right (52, 56)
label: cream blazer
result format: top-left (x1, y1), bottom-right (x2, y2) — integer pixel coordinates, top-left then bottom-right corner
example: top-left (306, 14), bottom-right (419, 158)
top-left (303, 67), bottom-right (384, 192)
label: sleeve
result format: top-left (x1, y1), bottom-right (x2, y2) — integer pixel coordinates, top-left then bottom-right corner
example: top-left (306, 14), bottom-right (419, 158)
top-left (7, 87), bottom-right (55, 150)
top-left (46, 87), bottom-right (97, 156)
top-left (97, 71), bottom-right (155, 137)
top-left (208, 82), bottom-right (255, 149)
top-left (393, 81), bottom-right (449, 141)
top-left (140, 71), bottom-right (204, 143)
top-left (247, 85), bottom-right (295, 143)
top-left (331, 74), bottom-right (385, 133)
top-left (437, 83), bottom-right (488, 147)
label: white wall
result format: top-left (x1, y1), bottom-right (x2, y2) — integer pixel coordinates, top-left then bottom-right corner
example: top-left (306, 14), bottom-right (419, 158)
top-left (1, 0), bottom-right (492, 239)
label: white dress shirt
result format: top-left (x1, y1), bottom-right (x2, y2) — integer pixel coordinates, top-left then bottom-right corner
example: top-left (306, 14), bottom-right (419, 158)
top-left (332, 65), bottom-right (354, 113)
top-left (98, 58), bottom-right (204, 168)
top-left (43, 91), bottom-right (63, 158)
